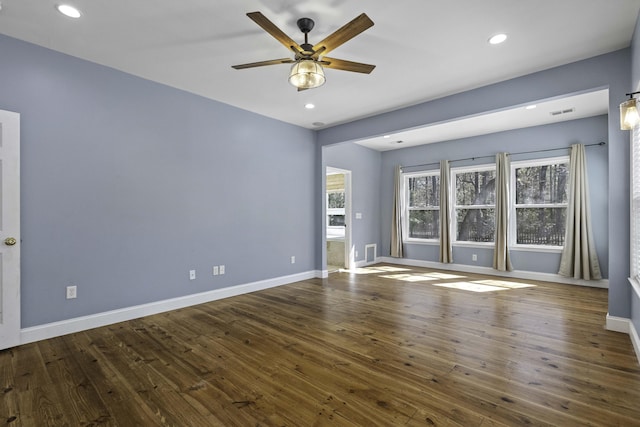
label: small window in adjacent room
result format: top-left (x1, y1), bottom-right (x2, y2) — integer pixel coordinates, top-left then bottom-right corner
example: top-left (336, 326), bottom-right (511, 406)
top-left (403, 171), bottom-right (440, 241)
top-left (452, 165), bottom-right (496, 243)
top-left (327, 191), bottom-right (346, 229)
top-left (512, 157), bottom-right (569, 248)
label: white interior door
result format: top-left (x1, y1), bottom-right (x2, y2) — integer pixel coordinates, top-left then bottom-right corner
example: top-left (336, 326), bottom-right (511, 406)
top-left (0, 110), bottom-right (21, 350)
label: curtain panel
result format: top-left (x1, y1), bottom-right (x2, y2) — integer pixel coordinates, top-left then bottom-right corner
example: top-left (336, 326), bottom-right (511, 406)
top-left (558, 144), bottom-right (602, 280)
top-left (439, 160), bottom-right (453, 263)
top-left (391, 165), bottom-right (404, 258)
top-left (493, 152), bottom-right (513, 271)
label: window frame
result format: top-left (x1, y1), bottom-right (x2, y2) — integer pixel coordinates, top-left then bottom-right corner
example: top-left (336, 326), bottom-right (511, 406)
top-left (326, 190), bottom-right (345, 230)
top-left (631, 125), bottom-right (640, 282)
top-left (509, 156), bottom-right (569, 252)
top-left (402, 169), bottom-right (440, 244)
top-left (451, 163), bottom-right (496, 246)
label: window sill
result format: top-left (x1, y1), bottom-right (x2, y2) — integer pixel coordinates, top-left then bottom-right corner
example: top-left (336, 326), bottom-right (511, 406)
top-left (452, 241), bottom-right (494, 248)
top-left (510, 245), bottom-right (563, 253)
top-left (403, 239), bottom-right (439, 246)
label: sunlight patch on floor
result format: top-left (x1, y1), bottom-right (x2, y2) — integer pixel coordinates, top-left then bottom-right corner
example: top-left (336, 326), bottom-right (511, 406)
top-left (379, 274), bottom-right (438, 282)
top-left (347, 266), bottom-right (412, 275)
top-left (432, 280), bottom-right (536, 293)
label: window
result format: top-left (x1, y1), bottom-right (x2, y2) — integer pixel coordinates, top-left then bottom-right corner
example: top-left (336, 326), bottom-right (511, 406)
top-left (403, 171), bottom-right (439, 240)
top-left (632, 125), bottom-right (640, 280)
top-left (512, 157), bottom-right (569, 247)
top-left (327, 191), bottom-right (345, 228)
top-left (453, 165), bottom-right (496, 243)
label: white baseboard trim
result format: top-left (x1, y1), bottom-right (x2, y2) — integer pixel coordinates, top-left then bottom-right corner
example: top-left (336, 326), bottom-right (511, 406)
top-left (21, 270), bottom-right (318, 345)
top-left (606, 314), bottom-right (630, 333)
top-left (606, 314), bottom-right (640, 366)
top-left (379, 257), bottom-right (609, 289)
top-left (354, 257), bottom-right (382, 268)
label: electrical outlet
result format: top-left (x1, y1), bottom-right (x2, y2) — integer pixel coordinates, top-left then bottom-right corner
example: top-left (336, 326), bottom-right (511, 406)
top-left (189, 270), bottom-right (196, 280)
top-left (291, 256), bottom-right (296, 264)
top-left (213, 266), bottom-right (219, 276)
top-left (66, 285), bottom-right (77, 299)
top-left (219, 265), bottom-right (225, 275)
top-left (472, 254), bottom-right (478, 261)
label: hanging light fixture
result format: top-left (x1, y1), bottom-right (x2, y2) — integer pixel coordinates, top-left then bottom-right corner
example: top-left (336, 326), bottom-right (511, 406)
top-left (289, 59), bottom-right (325, 89)
top-left (620, 92), bottom-right (640, 130)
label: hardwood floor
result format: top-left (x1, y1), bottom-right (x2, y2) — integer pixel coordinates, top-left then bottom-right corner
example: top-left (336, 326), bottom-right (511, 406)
top-left (2, 263), bottom-right (640, 426)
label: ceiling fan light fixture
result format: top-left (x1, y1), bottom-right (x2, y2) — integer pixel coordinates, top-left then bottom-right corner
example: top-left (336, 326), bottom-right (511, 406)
top-left (289, 60), bottom-right (325, 89)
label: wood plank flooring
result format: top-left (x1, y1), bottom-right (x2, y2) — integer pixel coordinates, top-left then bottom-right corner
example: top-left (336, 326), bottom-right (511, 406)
top-left (2, 263), bottom-right (640, 426)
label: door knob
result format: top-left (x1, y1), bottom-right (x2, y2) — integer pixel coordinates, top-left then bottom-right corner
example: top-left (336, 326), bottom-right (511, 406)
top-left (4, 237), bottom-right (16, 246)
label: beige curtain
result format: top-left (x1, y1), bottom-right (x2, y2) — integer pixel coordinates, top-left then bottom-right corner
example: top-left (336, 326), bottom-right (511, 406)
top-left (493, 152), bottom-right (513, 271)
top-left (558, 144), bottom-right (602, 280)
top-left (439, 160), bottom-right (453, 263)
top-left (390, 165), bottom-right (404, 258)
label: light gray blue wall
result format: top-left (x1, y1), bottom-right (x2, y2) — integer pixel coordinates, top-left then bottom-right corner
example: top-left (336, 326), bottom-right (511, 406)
top-left (322, 142), bottom-right (382, 266)
top-left (318, 49), bottom-right (631, 318)
top-left (0, 35), bottom-right (317, 327)
top-left (631, 15), bottom-right (640, 334)
top-left (379, 116), bottom-right (609, 276)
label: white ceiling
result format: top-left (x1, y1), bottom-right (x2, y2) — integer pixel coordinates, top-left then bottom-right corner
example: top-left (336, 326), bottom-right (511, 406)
top-left (0, 0), bottom-right (637, 141)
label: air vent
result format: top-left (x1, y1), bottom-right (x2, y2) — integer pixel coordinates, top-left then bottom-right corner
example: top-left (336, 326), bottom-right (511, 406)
top-left (550, 108), bottom-right (575, 116)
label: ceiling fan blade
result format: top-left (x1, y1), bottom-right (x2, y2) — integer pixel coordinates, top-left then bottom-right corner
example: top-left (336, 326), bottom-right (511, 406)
top-left (312, 13), bottom-right (374, 57)
top-left (320, 57), bottom-right (376, 74)
top-left (232, 58), bottom-right (294, 70)
top-left (246, 12), bottom-right (303, 54)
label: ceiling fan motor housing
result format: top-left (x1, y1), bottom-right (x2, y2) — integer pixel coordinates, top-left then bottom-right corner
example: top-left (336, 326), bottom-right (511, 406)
top-left (297, 17), bottom-right (314, 33)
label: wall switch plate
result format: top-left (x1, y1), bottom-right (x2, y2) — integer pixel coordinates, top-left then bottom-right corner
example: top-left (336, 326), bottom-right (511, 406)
top-left (213, 266), bottom-right (219, 276)
top-left (189, 270), bottom-right (196, 280)
top-left (291, 256), bottom-right (296, 264)
top-left (219, 265), bottom-right (225, 275)
top-left (472, 254), bottom-right (478, 261)
top-left (355, 212), bottom-right (363, 219)
top-left (66, 285), bottom-right (77, 299)
top-left (355, 250), bottom-right (359, 258)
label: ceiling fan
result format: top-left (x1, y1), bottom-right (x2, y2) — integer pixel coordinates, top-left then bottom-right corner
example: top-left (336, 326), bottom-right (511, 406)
top-left (231, 11), bottom-right (375, 90)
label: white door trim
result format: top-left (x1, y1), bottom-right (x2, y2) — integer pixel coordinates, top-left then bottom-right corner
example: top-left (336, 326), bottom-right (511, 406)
top-left (326, 167), bottom-right (353, 270)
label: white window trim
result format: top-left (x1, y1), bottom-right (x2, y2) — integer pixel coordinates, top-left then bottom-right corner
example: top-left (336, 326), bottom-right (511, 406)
top-left (451, 163), bottom-right (496, 246)
top-left (402, 169), bottom-right (439, 243)
top-left (510, 156), bottom-right (569, 250)
top-left (326, 190), bottom-right (345, 230)
top-left (631, 125), bottom-right (640, 281)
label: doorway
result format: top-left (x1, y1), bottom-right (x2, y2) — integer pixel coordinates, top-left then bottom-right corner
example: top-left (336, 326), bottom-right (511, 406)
top-left (326, 167), bottom-right (352, 272)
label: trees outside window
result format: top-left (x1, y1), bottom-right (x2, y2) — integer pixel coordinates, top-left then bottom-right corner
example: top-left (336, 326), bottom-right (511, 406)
top-left (404, 172), bottom-right (439, 240)
top-left (453, 166), bottom-right (496, 243)
top-left (512, 157), bottom-right (568, 247)
top-left (327, 191), bottom-right (345, 228)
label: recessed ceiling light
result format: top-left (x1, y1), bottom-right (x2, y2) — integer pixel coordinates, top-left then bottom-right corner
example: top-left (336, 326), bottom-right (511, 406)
top-left (56, 4), bottom-right (81, 18)
top-left (304, 103), bottom-right (315, 109)
top-left (488, 33), bottom-right (507, 45)
top-left (383, 135), bottom-right (391, 139)
top-left (525, 105), bottom-right (537, 110)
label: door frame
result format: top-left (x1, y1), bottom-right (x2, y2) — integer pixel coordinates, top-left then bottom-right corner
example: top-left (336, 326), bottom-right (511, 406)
top-left (326, 167), bottom-right (353, 271)
top-left (0, 109), bottom-right (21, 350)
